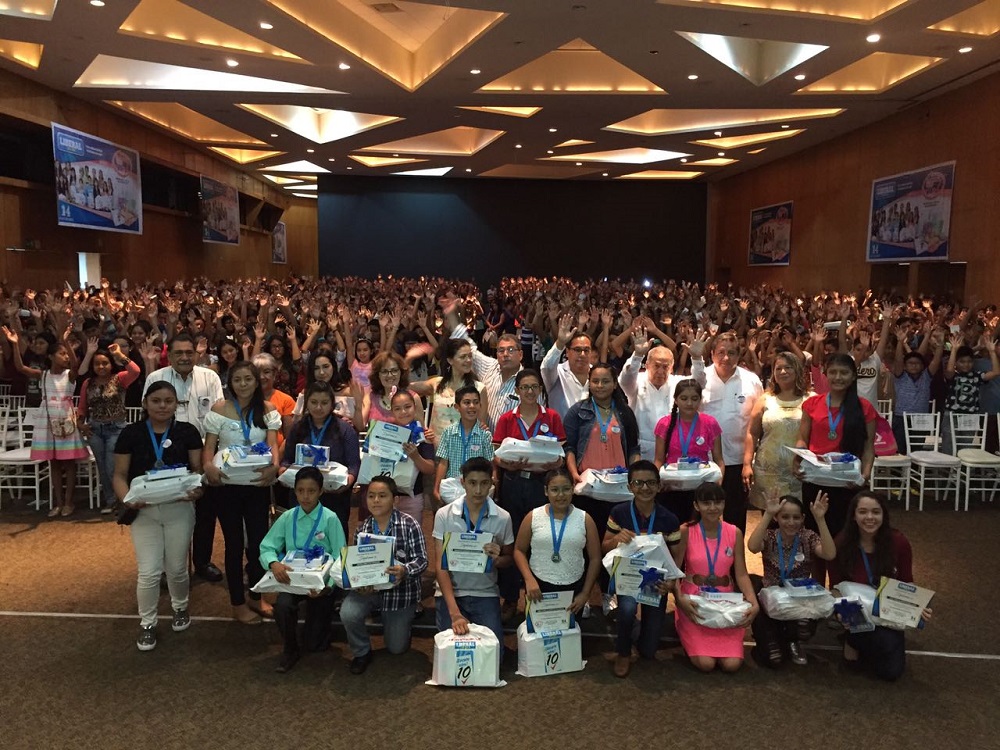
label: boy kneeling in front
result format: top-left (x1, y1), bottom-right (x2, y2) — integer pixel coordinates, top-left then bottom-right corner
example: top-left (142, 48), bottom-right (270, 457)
top-left (260, 466), bottom-right (347, 674)
top-left (340, 475), bottom-right (429, 675)
top-left (433, 457), bottom-right (514, 645)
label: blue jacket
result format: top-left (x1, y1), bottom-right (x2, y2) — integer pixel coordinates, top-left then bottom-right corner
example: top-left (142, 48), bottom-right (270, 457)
top-left (563, 398), bottom-right (640, 468)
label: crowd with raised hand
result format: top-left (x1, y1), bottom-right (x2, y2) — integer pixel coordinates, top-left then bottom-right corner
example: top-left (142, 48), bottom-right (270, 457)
top-left (3, 272), bottom-right (995, 680)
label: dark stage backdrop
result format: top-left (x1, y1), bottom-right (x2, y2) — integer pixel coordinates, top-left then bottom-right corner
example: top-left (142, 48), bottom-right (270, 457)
top-left (317, 175), bottom-right (706, 286)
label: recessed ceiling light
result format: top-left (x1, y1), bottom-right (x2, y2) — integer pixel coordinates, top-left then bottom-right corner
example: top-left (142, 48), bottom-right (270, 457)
top-left (866, 33), bottom-right (881, 43)
top-left (548, 128), bottom-right (557, 133)
top-left (687, 74), bottom-right (698, 80)
top-left (602, 172), bottom-right (609, 177)
top-left (470, 69), bottom-right (481, 75)
top-left (226, 59), bottom-right (239, 68)
top-left (465, 168), bottom-right (472, 172)
top-left (347, 166), bottom-right (352, 170)
top-left (515, 144), bottom-right (522, 149)
top-left (338, 62), bottom-right (351, 71)
top-left (781, 125), bottom-right (790, 129)
top-left (959, 46), bottom-right (973, 54)
top-left (270, 133), bottom-right (279, 138)
top-left (718, 151), bottom-right (725, 156)
top-left (259, 21), bottom-right (273, 30)
top-left (794, 74), bottom-right (806, 81)
top-left (328, 158), bottom-right (335, 161)
top-left (680, 158), bottom-right (687, 163)
top-left (714, 131), bottom-right (722, 136)
top-left (547, 150), bottom-right (553, 154)
top-left (575, 162), bottom-right (582, 166)
top-left (90, 0), bottom-right (105, 6)
top-left (306, 149), bottom-right (315, 153)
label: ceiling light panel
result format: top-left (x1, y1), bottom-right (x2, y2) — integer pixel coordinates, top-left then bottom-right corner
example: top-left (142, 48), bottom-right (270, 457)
top-left (689, 128), bottom-right (804, 148)
top-left (0, 1), bottom-right (56, 20)
top-left (479, 38), bottom-right (664, 93)
top-left (687, 157), bottom-right (738, 166)
top-left (76, 55), bottom-right (343, 93)
top-left (798, 52), bottom-right (942, 93)
top-left (263, 175), bottom-right (305, 185)
top-left (237, 104), bottom-right (401, 144)
top-left (0, 39), bottom-right (42, 69)
top-left (928, 0), bottom-right (1000, 37)
top-left (259, 160), bottom-right (331, 173)
top-left (284, 183), bottom-right (317, 190)
top-left (554, 139), bottom-right (596, 148)
top-left (119, 0), bottom-right (303, 61)
top-left (266, 0), bottom-right (505, 91)
top-left (348, 155), bottom-right (429, 167)
top-left (358, 125), bottom-right (505, 155)
top-left (479, 164), bottom-right (603, 179)
top-left (106, 101), bottom-right (268, 144)
top-left (657, 0), bottom-right (908, 22)
top-left (616, 170), bottom-right (704, 180)
top-left (457, 106), bottom-right (542, 117)
top-left (605, 107), bottom-right (842, 135)
top-left (393, 167), bottom-right (453, 176)
top-left (677, 32), bottom-right (827, 86)
top-left (545, 148), bottom-right (690, 164)
top-left (208, 148), bottom-right (285, 164)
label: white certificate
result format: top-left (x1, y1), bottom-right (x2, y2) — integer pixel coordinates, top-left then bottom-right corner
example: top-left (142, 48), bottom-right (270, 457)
top-left (340, 534), bottom-right (395, 588)
top-left (611, 556), bottom-right (668, 606)
top-left (366, 420), bottom-right (410, 461)
top-left (441, 531), bottom-right (492, 574)
top-left (524, 590), bottom-right (574, 633)
top-left (875, 577), bottom-right (935, 629)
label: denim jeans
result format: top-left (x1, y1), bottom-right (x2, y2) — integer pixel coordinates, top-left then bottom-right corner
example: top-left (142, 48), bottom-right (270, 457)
top-left (435, 595), bottom-right (504, 644)
top-left (130, 501), bottom-right (195, 627)
top-left (340, 591), bottom-right (416, 657)
top-left (615, 595), bottom-right (667, 658)
top-left (87, 420), bottom-right (125, 507)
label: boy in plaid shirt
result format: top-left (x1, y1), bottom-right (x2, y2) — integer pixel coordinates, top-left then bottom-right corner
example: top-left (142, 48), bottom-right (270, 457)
top-left (434, 386), bottom-right (496, 504)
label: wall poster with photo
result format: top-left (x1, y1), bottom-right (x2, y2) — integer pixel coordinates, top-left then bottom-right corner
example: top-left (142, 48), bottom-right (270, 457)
top-left (748, 201), bottom-right (792, 266)
top-left (867, 161), bottom-right (955, 262)
top-left (272, 221), bottom-right (287, 264)
top-left (200, 175), bottom-right (240, 245)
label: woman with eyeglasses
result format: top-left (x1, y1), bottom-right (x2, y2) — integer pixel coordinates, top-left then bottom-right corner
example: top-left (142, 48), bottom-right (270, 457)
top-left (671, 482), bottom-right (758, 673)
top-left (362, 350), bottom-right (425, 427)
top-left (493, 369), bottom-right (566, 619)
top-left (602, 460), bottom-right (682, 677)
top-left (512, 468), bottom-right (601, 617)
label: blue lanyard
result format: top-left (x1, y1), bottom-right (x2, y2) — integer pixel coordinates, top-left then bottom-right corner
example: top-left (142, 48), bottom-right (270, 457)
top-left (292, 506), bottom-right (324, 553)
top-left (463, 501), bottom-right (488, 533)
top-left (677, 413), bottom-right (699, 458)
top-left (371, 511), bottom-right (394, 537)
top-left (549, 505), bottom-right (569, 557)
top-left (860, 547), bottom-right (875, 586)
top-left (629, 501), bottom-right (656, 535)
top-left (700, 521), bottom-right (722, 579)
top-left (146, 419), bottom-right (172, 467)
top-left (459, 422), bottom-right (475, 464)
top-left (310, 415), bottom-right (333, 446)
top-left (826, 394), bottom-right (843, 438)
top-left (516, 409), bottom-right (541, 440)
top-left (777, 533), bottom-right (800, 583)
top-left (592, 398), bottom-right (613, 442)
top-left (232, 398), bottom-right (254, 445)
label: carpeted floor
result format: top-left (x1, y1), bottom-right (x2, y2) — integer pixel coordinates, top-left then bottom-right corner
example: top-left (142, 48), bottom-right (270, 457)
top-left (2, 493), bottom-right (998, 750)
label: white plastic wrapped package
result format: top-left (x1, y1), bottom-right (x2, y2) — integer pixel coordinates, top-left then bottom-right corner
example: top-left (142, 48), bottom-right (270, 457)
top-left (438, 477), bottom-right (465, 505)
top-left (758, 585), bottom-right (835, 621)
top-left (226, 444), bottom-right (273, 466)
top-left (122, 471), bottom-right (202, 506)
top-left (426, 624), bottom-right (505, 688)
top-left (494, 436), bottom-right (565, 466)
top-left (515, 622), bottom-right (585, 678)
top-left (601, 533), bottom-right (683, 579)
top-left (786, 447), bottom-right (864, 487)
top-left (250, 571), bottom-right (321, 596)
top-left (574, 469), bottom-right (633, 502)
top-left (658, 461), bottom-right (723, 491)
top-left (357, 453), bottom-right (418, 496)
top-left (278, 462), bottom-right (349, 492)
top-left (835, 581), bottom-right (907, 630)
top-left (688, 594), bottom-right (752, 629)
top-left (211, 450), bottom-right (271, 486)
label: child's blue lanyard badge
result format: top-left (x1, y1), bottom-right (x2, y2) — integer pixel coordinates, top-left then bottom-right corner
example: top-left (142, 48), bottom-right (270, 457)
top-left (549, 507), bottom-right (569, 563)
top-left (310, 415), bottom-right (333, 446)
top-left (292, 506), bottom-right (324, 559)
top-left (147, 419), bottom-right (171, 468)
top-left (232, 398), bottom-right (254, 446)
top-left (592, 399), bottom-right (612, 443)
top-left (777, 534), bottom-right (800, 583)
top-left (700, 521), bottom-right (722, 588)
top-left (463, 501), bottom-right (488, 533)
top-left (460, 422), bottom-right (475, 464)
top-left (677, 414), bottom-right (699, 459)
top-left (825, 394), bottom-right (843, 442)
top-left (517, 410), bottom-right (541, 440)
top-left (630, 501), bottom-right (656, 535)
top-left (860, 547), bottom-right (875, 586)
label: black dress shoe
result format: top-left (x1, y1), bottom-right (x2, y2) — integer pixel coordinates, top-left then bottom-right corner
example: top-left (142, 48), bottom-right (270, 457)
top-left (349, 651), bottom-right (373, 675)
top-left (276, 651), bottom-right (300, 674)
top-left (195, 563), bottom-right (223, 582)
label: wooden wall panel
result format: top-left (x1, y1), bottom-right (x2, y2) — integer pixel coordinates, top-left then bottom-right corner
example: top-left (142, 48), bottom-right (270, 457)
top-left (708, 70), bottom-right (1000, 301)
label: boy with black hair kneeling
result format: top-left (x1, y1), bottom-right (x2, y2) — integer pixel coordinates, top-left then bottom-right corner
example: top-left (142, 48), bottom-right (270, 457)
top-left (340, 475), bottom-right (429, 675)
top-left (260, 466), bottom-right (347, 674)
top-left (432, 457), bottom-right (514, 646)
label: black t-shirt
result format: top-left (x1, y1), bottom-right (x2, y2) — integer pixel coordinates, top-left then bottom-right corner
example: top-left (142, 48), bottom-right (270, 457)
top-left (606, 500), bottom-right (681, 545)
top-left (114, 419), bottom-right (204, 482)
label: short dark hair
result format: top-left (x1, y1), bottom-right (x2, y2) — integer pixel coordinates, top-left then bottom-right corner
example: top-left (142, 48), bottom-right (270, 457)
top-left (168, 332), bottom-right (196, 351)
top-left (294, 466), bottom-right (324, 488)
top-left (368, 474), bottom-right (399, 496)
top-left (461, 456), bottom-right (493, 479)
top-left (628, 459), bottom-right (659, 482)
top-left (454, 385), bottom-right (481, 404)
top-left (903, 351), bottom-right (926, 365)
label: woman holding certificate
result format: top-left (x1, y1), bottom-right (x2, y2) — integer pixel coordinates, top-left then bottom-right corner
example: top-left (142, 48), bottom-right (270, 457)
top-left (829, 491), bottom-right (930, 681)
top-left (513, 468), bottom-right (601, 610)
top-left (340, 475), bottom-right (429, 675)
top-left (672, 483), bottom-right (758, 672)
top-left (203, 361), bottom-right (282, 624)
top-left (282, 381), bottom-right (361, 537)
top-left (112, 381), bottom-right (204, 652)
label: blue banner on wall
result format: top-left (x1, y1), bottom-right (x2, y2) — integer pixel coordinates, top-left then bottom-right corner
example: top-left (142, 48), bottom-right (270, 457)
top-left (52, 123), bottom-right (142, 235)
top-left (866, 161), bottom-right (955, 263)
top-left (200, 175), bottom-right (240, 245)
top-left (748, 201), bottom-right (792, 266)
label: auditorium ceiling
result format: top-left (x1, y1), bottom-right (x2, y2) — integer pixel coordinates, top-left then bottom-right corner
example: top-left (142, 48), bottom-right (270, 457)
top-left (2, 0), bottom-right (999, 183)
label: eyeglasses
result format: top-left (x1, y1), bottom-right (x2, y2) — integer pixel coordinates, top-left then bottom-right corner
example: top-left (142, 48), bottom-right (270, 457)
top-left (547, 486), bottom-right (574, 495)
top-left (629, 479), bottom-right (659, 489)
top-left (517, 384), bottom-right (541, 392)
top-left (569, 346), bottom-right (592, 354)
top-left (381, 368), bottom-right (401, 376)
top-left (497, 346), bottom-right (518, 354)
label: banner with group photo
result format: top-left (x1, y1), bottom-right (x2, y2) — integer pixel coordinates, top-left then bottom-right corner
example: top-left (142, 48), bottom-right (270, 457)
top-left (272, 221), bottom-right (287, 264)
top-left (748, 201), bottom-right (792, 266)
top-left (52, 123), bottom-right (142, 234)
top-left (200, 175), bottom-right (240, 245)
top-left (867, 161), bottom-right (955, 263)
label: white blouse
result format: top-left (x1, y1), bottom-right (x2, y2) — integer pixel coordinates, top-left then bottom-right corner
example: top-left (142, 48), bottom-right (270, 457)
top-left (204, 408), bottom-right (282, 450)
top-left (528, 505), bottom-right (586, 586)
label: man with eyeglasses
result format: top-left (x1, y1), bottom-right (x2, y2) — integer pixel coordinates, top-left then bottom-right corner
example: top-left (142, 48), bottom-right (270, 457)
top-left (448, 317), bottom-right (523, 431)
top-left (541, 314), bottom-right (592, 418)
top-left (144, 332), bottom-right (225, 582)
top-left (619, 335), bottom-right (686, 462)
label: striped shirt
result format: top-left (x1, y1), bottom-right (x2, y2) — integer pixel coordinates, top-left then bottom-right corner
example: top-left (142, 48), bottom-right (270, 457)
top-left (353, 510), bottom-right (428, 611)
top-left (436, 420), bottom-right (495, 478)
top-left (450, 324), bottom-right (519, 430)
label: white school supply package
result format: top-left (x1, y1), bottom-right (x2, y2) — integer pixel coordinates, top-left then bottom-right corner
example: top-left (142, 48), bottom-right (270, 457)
top-left (426, 624), bottom-right (505, 688)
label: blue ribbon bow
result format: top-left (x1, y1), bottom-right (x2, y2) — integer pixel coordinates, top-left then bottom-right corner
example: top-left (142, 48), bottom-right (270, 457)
top-left (249, 441), bottom-right (271, 455)
top-left (639, 567), bottom-right (664, 592)
top-left (303, 545), bottom-right (326, 563)
top-left (607, 466), bottom-right (628, 475)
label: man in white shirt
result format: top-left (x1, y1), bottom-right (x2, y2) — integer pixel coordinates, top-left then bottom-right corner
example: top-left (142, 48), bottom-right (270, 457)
top-left (144, 333), bottom-right (225, 581)
top-left (691, 332), bottom-right (763, 535)
top-left (619, 339), bottom-right (686, 462)
top-left (541, 314), bottom-right (592, 418)
top-left (449, 323), bottom-right (522, 431)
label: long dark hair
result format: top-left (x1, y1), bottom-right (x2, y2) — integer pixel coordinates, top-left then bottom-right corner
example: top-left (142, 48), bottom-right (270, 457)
top-left (826, 352), bottom-right (866, 456)
top-left (307, 352), bottom-right (352, 392)
top-left (589, 362), bottom-right (628, 413)
top-left (661, 378), bottom-right (702, 460)
top-left (835, 490), bottom-right (896, 581)
top-left (215, 337), bottom-right (244, 384)
top-left (515, 367), bottom-right (548, 409)
top-left (288, 381), bottom-right (342, 450)
top-left (228, 360), bottom-right (268, 429)
top-left (437, 338), bottom-right (476, 394)
top-left (141, 380), bottom-right (178, 422)
top-left (690, 482), bottom-right (725, 523)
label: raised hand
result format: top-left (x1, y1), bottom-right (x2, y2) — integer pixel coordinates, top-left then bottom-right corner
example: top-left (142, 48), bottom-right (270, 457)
top-left (811, 490), bottom-right (829, 520)
top-left (557, 313), bottom-right (578, 347)
top-left (631, 328), bottom-right (651, 357)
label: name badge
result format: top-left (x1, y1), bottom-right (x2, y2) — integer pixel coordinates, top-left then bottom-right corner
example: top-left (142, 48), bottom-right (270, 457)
top-left (737, 394), bottom-right (746, 404)
top-left (611, 425), bottom-right (621, 434)
top-left (695, 436), bottom-right (705, 446)
top-left (540, 424), bottom-right (549, 434)
top-left (724, 546), bottom-right (734, 557)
